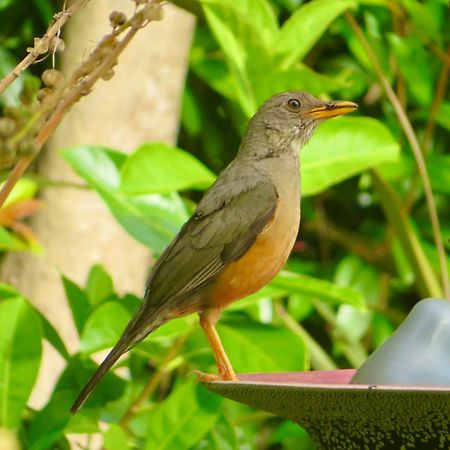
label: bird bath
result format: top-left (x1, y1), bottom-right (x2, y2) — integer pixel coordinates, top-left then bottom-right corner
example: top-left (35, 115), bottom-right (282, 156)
top-left (204, 369), bottom-right (450, 449)
top-left (204, 299), bottom-right (450, 449)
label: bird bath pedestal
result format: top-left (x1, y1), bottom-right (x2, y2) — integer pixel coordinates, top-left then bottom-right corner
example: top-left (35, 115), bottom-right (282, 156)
top-left (204, 369), bottom-right (450, 449)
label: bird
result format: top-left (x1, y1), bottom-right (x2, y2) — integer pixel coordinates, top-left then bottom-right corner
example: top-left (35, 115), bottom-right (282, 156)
top-left (71, 91), bottom-right (357, 412)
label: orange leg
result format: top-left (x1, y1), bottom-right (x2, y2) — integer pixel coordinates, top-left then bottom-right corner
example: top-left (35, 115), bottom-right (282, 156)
top-left (197, 308), bottom-right (236, 382)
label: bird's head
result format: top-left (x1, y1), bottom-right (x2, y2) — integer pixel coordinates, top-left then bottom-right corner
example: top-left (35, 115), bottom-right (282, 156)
top-left (239, 91), bottom-right (358, 159)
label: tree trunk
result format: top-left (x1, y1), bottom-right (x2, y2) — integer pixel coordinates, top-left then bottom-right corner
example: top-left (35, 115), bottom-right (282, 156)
top-left (1, 0), bottom-right (195, 409)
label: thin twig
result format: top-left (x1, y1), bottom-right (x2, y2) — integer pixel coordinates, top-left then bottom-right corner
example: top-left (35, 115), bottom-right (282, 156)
top-left (345, 12), bottom-right (450, 299)
top-left (422, 46), bottom-right (450, 153)
top-left (0, 157), bottom-right (33, 208)
top-left (305, 219), bottom-right (392, 268)
top-left (119, 332), bottom-right (189, 428)
top-left (275, 302), bottom-right (337, 371)
top-left (404, 45), bottom-right (450, 211)
top-left (0, 2), bottom-right (162, 209)
top-left (0, 0), bottom-right (90, 95)
top-left (0, 31), bottom-right (132, 207)
top-left (312, 300), bottom-right (368, 368)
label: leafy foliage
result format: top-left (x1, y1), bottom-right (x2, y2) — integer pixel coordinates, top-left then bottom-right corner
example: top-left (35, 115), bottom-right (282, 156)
top-left (0, 0), bottom-right (449, 449)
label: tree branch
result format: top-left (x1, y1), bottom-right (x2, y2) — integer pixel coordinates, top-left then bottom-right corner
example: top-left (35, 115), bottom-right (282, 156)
top-left (0, 1), bottom-right (164, 209)
top-left (0, 0), bottom-right (90, 95)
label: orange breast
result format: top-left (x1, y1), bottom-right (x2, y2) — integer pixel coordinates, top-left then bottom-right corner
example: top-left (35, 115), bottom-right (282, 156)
top-left (208, 193), bottom-right (300, 308)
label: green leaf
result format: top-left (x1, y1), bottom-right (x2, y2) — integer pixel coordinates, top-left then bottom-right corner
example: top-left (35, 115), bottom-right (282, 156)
top-left (399, 0), bottom-right (441, 44)
top-left (272, 271), bottom-right (366, 310)
top-left (435, 102), bottom-right (450, 131)
top-left (270, 420), bottom-right (315, 450)
top-left (287, 294), bottom-right (314, 321)
top-left (0, 297), bottom-right (43, 428)
top-left (33, 308), bottom-right (70, 360)
top-left (336, 304), bottom-right (371, 342)
top-left (54, 354), bottom-right (126, 410)
top-left (65, 408), bottom-right (100, 434)
top-left (80, 302), bottom-right (131, 354)
top-left (190, 53), bottom-right (236, 101)
top-left (275, 0), bottom-right (356, 68)
top-left (371, 170), bottom-right (442, 298)
top-left (334, 255), bottom-right (380, 306)
top-left (61, 145), bottom-right (125, 189)
top-left (120, 143), bottom-right (216, 194)
top-left (0, 0), bottom-right (13, 10)
top-left (104, 424), bottom-right (131, 450)
top-left (61, 145), bottom-right (188, 254)
top-left (301, 117), bottom-right (400, 196)
top-left (251, 66), bottom-right (351, 109)
top-left (427, 154), bottom-right (450, 195)
top-left (202, 0), bottom-right (278, 44)
top-left (86, 264), bottom-right (114, 305)
top-left (0, 226), bottom-right (27, 251)
top-left (144, 381), bottom-right (222, 450)
top-left (62, 275), bottom-right (92, 335)
top-left (388, 34), bottom-right (433, 106)
top-left (371, 312), bottom-right (395, 348)
top-left (107, 192), bottom-right (188, 254)
top-left (0, 283), bottom-right (20, 299)
top-left (218, 321), bottom-right (308, 372)
top-left (194, 415), bottom-right (239, 450)
top-left (135, 316), bottom-right (195, 364)
top-left (3, 178), bottom-right (38, 207)
top-left (27, 390), bottom-right (73, 450)
top-left (202, 0), bottom-right (274, 116)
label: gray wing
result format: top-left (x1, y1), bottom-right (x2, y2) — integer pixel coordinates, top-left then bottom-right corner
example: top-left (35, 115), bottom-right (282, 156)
top-left (143, 161), bottom-right (278, 310)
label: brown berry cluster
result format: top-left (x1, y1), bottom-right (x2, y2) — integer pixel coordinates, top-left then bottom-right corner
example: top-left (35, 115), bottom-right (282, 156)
top-left (0, 69), bottom-right (64, 170)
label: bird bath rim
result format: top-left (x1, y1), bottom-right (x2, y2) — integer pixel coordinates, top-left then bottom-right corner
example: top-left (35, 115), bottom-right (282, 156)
top-left (204, 369), bottom-right (450, 449)
top-left (208, 369), bottom-right (450, 392)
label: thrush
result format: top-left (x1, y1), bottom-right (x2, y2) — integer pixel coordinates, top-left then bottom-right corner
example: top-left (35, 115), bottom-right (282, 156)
top-left (71, 91), bottom-right (357, 412)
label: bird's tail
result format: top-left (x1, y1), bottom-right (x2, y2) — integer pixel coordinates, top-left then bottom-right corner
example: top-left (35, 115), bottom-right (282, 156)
top-left (70, 337), bottom-right (130, 413)
top-left (70, 310), bottom-right (161, 413)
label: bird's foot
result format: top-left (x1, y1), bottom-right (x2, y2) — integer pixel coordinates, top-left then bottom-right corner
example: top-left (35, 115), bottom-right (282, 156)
top-left (192, 370), bottom-right (237, 383)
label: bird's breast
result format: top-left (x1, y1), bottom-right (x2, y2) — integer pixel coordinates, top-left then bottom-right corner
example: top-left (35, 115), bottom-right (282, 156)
top-left (208, 185), bottom-right (300, 308)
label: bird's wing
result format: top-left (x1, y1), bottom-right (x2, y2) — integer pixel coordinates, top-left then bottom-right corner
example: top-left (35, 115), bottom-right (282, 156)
top-left (143, 162), bottom-right (278, 310)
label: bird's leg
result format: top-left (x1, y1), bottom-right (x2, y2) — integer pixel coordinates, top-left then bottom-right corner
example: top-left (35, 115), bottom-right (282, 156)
top-left (197, 308), bottom-right (237, 382)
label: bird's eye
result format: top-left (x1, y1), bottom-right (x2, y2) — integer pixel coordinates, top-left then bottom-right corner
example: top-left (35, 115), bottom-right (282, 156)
top-left (287, 98), bottom-right (301, 110)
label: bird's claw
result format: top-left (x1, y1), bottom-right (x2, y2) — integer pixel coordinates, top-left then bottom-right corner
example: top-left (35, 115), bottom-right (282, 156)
top-left (191, 370), bottom-right (237, 383)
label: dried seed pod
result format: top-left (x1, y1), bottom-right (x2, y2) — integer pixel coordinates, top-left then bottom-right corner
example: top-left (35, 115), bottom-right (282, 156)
top-left (27, 37), bottom-right (49, 56)
top-left (79, 83), bottom-right (92, 96)
top-left (109, 11), bottom-right (127, 27)
top-left (17, 139), bottom-right (38, 157)
top-left (3, 105), bottom-right (23, 121)
top-left (101, 68), bottom-right (115, 81)
top-left (0, 141), bottom-right (18, 170)
top-left (0, 117), bottom-right (17, 138)
top-left (142, 3), bottom-right (164, 21)
top-left (37, 87), bottom-right (52, 103)
top-left (42, 69), bottom-right (64, 88)
top-left (96, 47), bottom-right (113, 60)
top-left (49, 36), bottom-right (65, 53)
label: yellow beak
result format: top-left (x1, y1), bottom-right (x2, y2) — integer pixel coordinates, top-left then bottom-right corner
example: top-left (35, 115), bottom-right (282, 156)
top-left (306, 100), bottom-right (358, 119)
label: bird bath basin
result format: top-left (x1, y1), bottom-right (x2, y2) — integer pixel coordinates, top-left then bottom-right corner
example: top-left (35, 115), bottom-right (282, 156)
top-left (205, 299), bottom-right (450, 448)
top-left (204, 369), bottom-right (450, 449)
